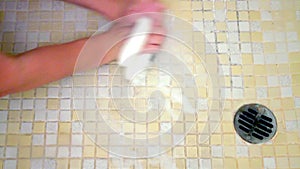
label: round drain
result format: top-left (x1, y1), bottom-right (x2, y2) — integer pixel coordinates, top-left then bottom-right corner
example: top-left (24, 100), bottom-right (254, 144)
top-left (234, 104), bottom-right (277, 144)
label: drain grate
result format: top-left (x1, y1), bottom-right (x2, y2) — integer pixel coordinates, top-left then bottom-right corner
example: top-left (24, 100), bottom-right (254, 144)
top-left (234, 104), bottom-right (277, 144)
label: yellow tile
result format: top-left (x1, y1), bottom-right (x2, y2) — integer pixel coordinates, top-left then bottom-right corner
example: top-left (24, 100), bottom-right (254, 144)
top-left (261, 21), bottom-right (274, 31)
top-left (40, 22), bottom-right (52, 31)
top-left (222, 123), bottom-right (234, 133)
top-left (240, 32), bottom-right (250, 42)
top-left (175, 159), bottom-right (185, 169)
top-left (278, 64), bottom-right (290, 74)
top-left (276, 157), bottom-right (289, 168)
top-left (289, 52), bottom-right (300, 63)
top-left (58, 134), bottom-right (70, 145)
top-left (227, 11), bottom-right (237, 20)
top-left (238, 11), bottom-right (249, 20)
top-left (192, 1), bottom-right (202, 9)
top-left (3, 32), bottom-right (14, 42)
top-left (0, 100), bottom-right (8, 109)
top-left (290, 63), bottom-right (300, 73)
top-left (173, 146), bottom-right (185, 158)
top-left (22, 90), bottom-right (35, 98)
top-left (281, 98), bottom-right (295, 108)
top-left (7, 122), bottom-right (20, 133)
top-left (36, 88), bottom-right (47, 97)
top-left (70, 159), bottom-right (82, 169)
top-left (292, 86), bottom-right (300, 96)
top-left (289, 157), bottom-right (300, 168)
top-left (224, 158), bottom-right (237, 169)
top-left (0, 135), bottom-right (5, 146)
top-left (215, 1), bottom-right (225, 10)
top-left (244, 76), bottom-right (255, 87)
top-left (84, 135), bottom-right (94, 146)
top-left (186, 146), bottom-right (198, 157)
top-left (273, 133), bottom-right (287, 144)
top-left (96, 147), bottom-right (108, 158)
top-left (47, 99), bottom-right (59, 109)
top-left (223, 134), bottom-right (235, 145)
top-left (249, 158), bottom-right (263, 169)
top-left (83, 146), bottom-right (95, 158)
top-left (186, 135), bottom-right (197, 145)
top-left (19, 135), bottom-right (32, 146)
top-left (19, 147), bottom-right (31, 158)
top-left (287, 145), bottom-right (300, 156)
top-left (292, 74), bottom-right (300, 85)
top-left (249, 11), bottom-right (261, 20)
top-left (217, 33), bottom-right (227, 42)
top-left (268, 87), bottom-right (281, 98)
top-left (52, 12), bottom-right (63, 20)
top-left (266, 65), bottom-right (277, 75)
top-left (212, 159), bottom-right (223, 169)
top-left (216, 22), bottom-right (227, 31)
top-left (232, 65), bottom-right (242, 75)
top-left (22, 111), bottom-right (34, 121)
top-left (251, 32), bottom-right (263, 42)
top-left (255, 76), bottom-right (267, 86)
top-left (198, 146), bottom-right (211, 158)
top-left (18, 159), bottom-right (30, 169)
top-left (59, 122), bottom-right (71, 134)
top-left (249, 146), bottom-right (262, 157)
top-left (274, 145), bottom-right (287, 156)
top-left (254, 65), bottom-right (267, 75)
top-left (33, 122), bottom-right (45, 133)
top-left (237, 158), bottom-right (250, 169)
top-left (193, 11), bottom-right (203, 20)
top-left (262, 146), bottom-right (275, 156)
top-left (31, 146), bottom-right (44, 158)
top-left (224, 146), bottom-right (236, 157)
top-left (203, 1), bottom-right (213, 10)
top-left (57, 159), bottom-right (69, 169)
top-left (210, 134), bottom-right (221, 145)
top-left (263, 42), bottom-right (276, 53)
top-left (203, 12), bottom-right (214, 20)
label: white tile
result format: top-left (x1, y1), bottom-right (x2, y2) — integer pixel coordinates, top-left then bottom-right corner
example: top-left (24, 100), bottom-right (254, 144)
top-left (236, 146), bottom-right (249, 157)
top-left (2, 22), bottom-right (15, 32)
top-left (60, 77), bottom-right (72, 87)
top-left (197, 98), bottom-right (208, 111)
top-left (286, 32), bottom-right (298, 41)
top-left (75, 22), bottom-right (87, 32)
top-left (227, 32), bottom-right (239, 42)
top-left (237, 1), bottom-right (248, 10)
top-left (58, 146), bottom-right (69, 158)
top-left (46, 122), bottom-right (58, 133)
top-left (5, 1), bottom-right (16, 10)
top-left (39, 32), bottom-right (50, 42)
top-left (27, 32), bottom-right (38, 42)
top-left (26, 43), bottom-right (38, 50)
top-left (232, 88), bottom-right (244, 99)
top-left (61, 88), bottom-right (72, 98)
top-left (217, 43), bottom-right (228, 53)
top-left (60, 111), bottom-right (71, 121)
top-left (0, 123), bottom-right (7, 134)
top-left (47, 110), bottom-right (59, 121)
top-left (277, 53), bottom-right (288, 63)
top-left (53, 1), bottom-right (64, 10)
top-left (275, 43), bottom-right (287, 53)
top-left (16, 22), bottom-right (27, 32)
top-left (96, 159), bottom-right (108, 169)
top-left (71, 147), bottom-right (82, 157)
top-left (228, 44), bottom-right (240, 54)
top-left (4, 11), bottom-right (16, 21)
top-left (297, 11), bottom-right (300, 20)
top-left (211, 146), bottom-right (223, 157)
top-left (0, 147), bottom-right (4, 158)
top-left (279, 76), bottom-right (291, 86)
top-left (76, 10), bottom-right (87, 20)
top-left (22, 99), bottom-right (34, 109)
top-left (14, 43), bottom-right (26, 53)
top-left (227, 22), bottom-right (238, 32)
top-left (0, 111), bottom-right (8, 121)
top-left (64, 11), bottom-right (75, 21)
top-left (17, 2), bottom-right (28, 10)
top-left (232, 76), bottom-right (243, 87)
top-left (215, 10), bottom-right (226, 21)
top-left (4, 160), bottom-right (17, 169)
top-left (205, 33), bottom-right (215, 43)
top-left (60, 99), bottom-right (71, 110)
top-left (261, 11), bottom-right (272, 21)
top-left (46, 134), bottom-right (57, 145)
top-left (44, 159), bottom-right (56, 169)
top-left (15, 32), bottom-right (26, 42)
top-left (97, 87), bottom-right (109, 98)
top-left (199, 159), bottom-right (211, 169)
top-left (83, 159), bottom-right (95, 169)
top-left (230, 54), bottom-right (242, 64)
top-left (256, 87), bottom-right (267, 99)
top-left (219, 65), bottom-right (230, 75)
top-left (45, 147), bottom-right (56, 157)
top-left (239, 22), bottom-right (250, 31)
top-left (252, 43), bottom-right (263, 53)
top-left (204, 21), bottom-right (215, 32)
top-left (285, 120), bottom-right (298, 131)
top-left (35, 110), bottom-right (47, 121)
top-left (250, 22), bottom-right (261, 31)
top-left (295, 97), bottom-right (300, 108)
top-left (40, 1), bottom-right (52, 10)
top-left (72, 122), bottom-right (83, 133)
top-left (31, 159), bottom-right (43, 169)
top-left (5, 147), bottom-right (17, 158)
top-left (187, 159), bottom-right (199, 169)
top-left (265, 54), bottom-right (277, 64)
top-left (47, 88), bottom-right (59, 98)
top-left (253, 54), bottom-right (264, 64)
top-left (288, 42), bottom-right (300, 52)
top-left (270, 1), bottom-right (281, 10)
top-left (267, 76), bottom-right (279, 87)
top-left (241, 43), bottom-right (252, 53)
top-left (221, 88), bottom-right (231, 99)
top-left (193, 21), bottom-right (203, 32)
top-left (281, 87), bottom-right (293, 97)
top-left (263, 157), bottom-right (276, 169)
top-left (20, 122), bottom-right (32, 133)
top-left (72, 134), bottom-right (83, 145)
top-left (275, 32), bottom-right (285, 41)
top-left (9, 100), bottom-right (21, 110)
top-left (32, 134), bottom-right (44, 145)
top-left (263, 32), bottom-right (274, 42)
top-left (35, 99), bottom-right (47, 110)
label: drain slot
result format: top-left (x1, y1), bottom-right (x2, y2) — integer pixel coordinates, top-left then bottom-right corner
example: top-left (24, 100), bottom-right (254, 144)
top-left (234, 104), bottom-right (277, 144)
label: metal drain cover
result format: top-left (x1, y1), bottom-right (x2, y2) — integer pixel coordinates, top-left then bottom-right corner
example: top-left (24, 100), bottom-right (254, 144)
top-left (234, 104), bottom-right (277, 144)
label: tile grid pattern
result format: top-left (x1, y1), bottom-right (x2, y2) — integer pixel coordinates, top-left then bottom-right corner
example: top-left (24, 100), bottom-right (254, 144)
top-left (0, 0), bottom-right (299, 168)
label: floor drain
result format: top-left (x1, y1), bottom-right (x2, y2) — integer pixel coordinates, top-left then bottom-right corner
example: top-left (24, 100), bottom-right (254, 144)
top-left (234, 104), bottom-right (277, 144)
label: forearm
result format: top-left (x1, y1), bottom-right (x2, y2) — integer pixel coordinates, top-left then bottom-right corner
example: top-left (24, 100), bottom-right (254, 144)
top-left (0, 38), bottom-right (87, 97)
